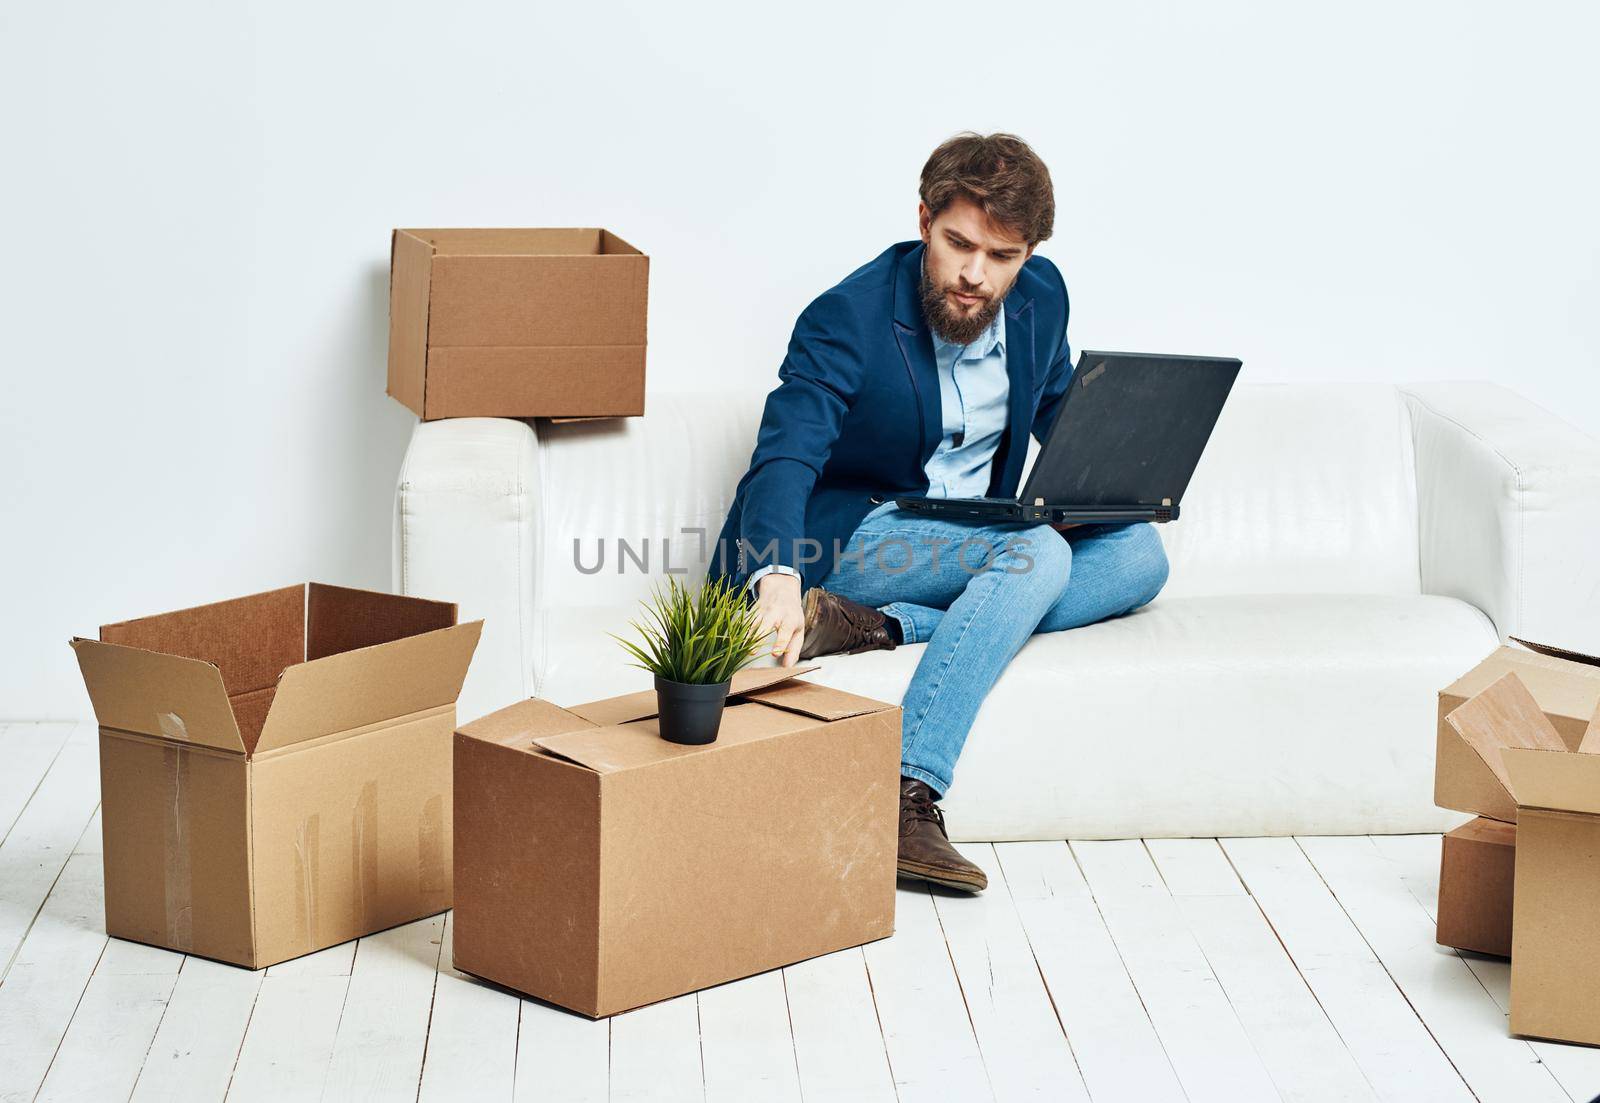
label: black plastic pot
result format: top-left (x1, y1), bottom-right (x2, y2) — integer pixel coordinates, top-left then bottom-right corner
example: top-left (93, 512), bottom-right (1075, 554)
top-left (654, 676), bottom-right (732, 745)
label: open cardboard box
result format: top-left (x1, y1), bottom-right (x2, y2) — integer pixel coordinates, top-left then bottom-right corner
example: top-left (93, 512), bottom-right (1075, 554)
top-left (452, 663), bottom-right (900, 1018)
top-left (387, 227), bottom-right (648, 421)
top-left (1436, 639), bottom-right (1600, 823)
top-left (1434, 641), bottom-right (1600, 959)
top-left (69, 583), bottom-right (482, 969)
top-left (1445, 671), bottom-right (1600, 1045)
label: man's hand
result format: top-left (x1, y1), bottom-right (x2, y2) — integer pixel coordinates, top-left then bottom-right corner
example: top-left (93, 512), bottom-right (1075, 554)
top-left (754, 572), bottom-right (805, 667)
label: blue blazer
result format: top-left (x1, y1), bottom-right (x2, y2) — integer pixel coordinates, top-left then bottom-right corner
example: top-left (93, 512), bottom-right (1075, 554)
top-left (711, 239), bottom-right (1073, 591)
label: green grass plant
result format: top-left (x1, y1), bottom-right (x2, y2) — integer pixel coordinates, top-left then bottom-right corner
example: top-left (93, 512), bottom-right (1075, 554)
top-left (615, 576), bottom-right (766, 686)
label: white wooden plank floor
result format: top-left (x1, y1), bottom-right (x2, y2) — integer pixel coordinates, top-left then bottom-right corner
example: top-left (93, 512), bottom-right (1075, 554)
top-left (4, 720), bottom-right (1599, 1103)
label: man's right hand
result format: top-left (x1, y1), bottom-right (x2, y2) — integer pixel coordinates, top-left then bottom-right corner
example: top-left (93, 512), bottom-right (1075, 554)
top-left (754, 572), bottom-right (805, 667)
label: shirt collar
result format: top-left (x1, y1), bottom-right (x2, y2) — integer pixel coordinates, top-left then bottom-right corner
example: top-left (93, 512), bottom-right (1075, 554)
top-left (922, 255), bottom-right (1007, 360)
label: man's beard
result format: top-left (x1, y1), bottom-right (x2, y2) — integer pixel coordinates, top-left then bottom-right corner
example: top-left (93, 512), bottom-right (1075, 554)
top-left (920, 267), bottom-right (1013, 345)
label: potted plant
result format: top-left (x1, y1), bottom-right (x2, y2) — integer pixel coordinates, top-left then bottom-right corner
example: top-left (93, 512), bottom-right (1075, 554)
top-left (616, 577), bottom-right (766, 745)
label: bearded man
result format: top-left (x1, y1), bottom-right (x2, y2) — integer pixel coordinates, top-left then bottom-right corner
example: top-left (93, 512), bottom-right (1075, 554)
top-left (712, 132), bottom-right (1169, 891)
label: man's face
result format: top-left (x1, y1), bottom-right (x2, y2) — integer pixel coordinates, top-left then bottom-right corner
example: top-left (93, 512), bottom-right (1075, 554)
top-left (918, 196), bottom-right (1034, 345)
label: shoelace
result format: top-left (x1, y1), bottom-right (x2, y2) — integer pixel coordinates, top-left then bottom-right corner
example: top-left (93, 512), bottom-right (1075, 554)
top-left (840, 601), bottom-right (880, 629)
top-left (845, 633), bottom-right (890, 655)
top-left (821, 595), bottom-right (893, 654)
top-left (901, 787), bottom-right (946, 834)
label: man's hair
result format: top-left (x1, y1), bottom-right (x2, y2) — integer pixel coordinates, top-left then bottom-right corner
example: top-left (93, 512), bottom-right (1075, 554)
top-left (919, 132), bottom-right (1055, 246)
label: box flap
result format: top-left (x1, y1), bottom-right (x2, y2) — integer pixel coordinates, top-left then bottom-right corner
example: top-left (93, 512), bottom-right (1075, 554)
top-left (1502, 748), bottom-right (1600, 815)
top-left (1582, 703), bottom-right (1600, 755)
top-left (1443, 672), bottom-right (1567, 820)
top-left (740, 679), bottom-right (896, 721)
top-left (533, 702), bottom-right (818, 774)
top-left (1510, 637), bottom-right (1600, 668)
top-left (1443, 645), bottom-right (1600, 733)
top-left (599, 229), bottom-right (643, 256)
top-left (567, 689), bottom-right (659, 727)
top-left (459, 698), bottom-right (594, 747)
top-left (566, 664), bottom-right (821, 727)
top-left (254, 621), bottom-right (482, 754)
top-left (532, 722), bottom-right (680, 773)
top-left (99, 584), bottom-right (305, 699)
top-left (70, 638), bottom-right (245, 754)
top-left (729, 663), bottom-right (821, 696)
top-left (305, 582), bottom-right (456, 661)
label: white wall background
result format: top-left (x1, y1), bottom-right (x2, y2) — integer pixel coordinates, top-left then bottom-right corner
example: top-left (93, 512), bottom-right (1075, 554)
top-left (2, 0), bottom-right (1596, 718)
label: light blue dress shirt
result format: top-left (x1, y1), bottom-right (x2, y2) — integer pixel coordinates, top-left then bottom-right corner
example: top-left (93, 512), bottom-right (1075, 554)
top-left (924, 309), bottom-right (1009, 499)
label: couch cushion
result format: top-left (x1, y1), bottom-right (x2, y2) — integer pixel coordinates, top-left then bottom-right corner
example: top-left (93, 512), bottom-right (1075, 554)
top-left (1154, 383), bottom-right (1422, 598)
top-left (854, 593), bottom-right (1489, 839)
top-left (537, 592), bottom-right (1494, 839)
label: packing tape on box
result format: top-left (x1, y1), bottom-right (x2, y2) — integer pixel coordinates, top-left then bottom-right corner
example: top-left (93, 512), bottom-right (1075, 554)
top-left (160, 743), bottom-right (195, 952)
top-left (289, 783), bottom-right (448, 949)
top-left (418, 794), bottom-right (447, 895)
top-left (294, 813), bottom-right (321, 946)
top-left (353, 782), bottom-right (378, 929)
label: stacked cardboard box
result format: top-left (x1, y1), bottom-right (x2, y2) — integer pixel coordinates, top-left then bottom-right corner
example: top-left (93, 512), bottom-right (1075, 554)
top-left (70, 583), bottom-right (481, 968)
top-left (1435, 643), bottom-right (1588, 958)
top-left (1435, 640), bottom-right (1600, 956)
top-left (452, 663), bottom-right (900, 1017)
top-left (387, 227), bottom-right (648, 421)
top-left (1436, 817), bottom-right (1516, 957)
top-left (1434, 640), bottom-right (1600, 1044)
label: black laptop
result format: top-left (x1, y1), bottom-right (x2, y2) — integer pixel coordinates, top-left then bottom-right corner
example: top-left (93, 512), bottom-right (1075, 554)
top-left (895, 351), bottom-right (1241, 525)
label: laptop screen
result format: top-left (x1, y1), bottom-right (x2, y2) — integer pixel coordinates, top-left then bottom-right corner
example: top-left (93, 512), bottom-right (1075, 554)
top-left (1021, 352), bottom-right (1241, 507)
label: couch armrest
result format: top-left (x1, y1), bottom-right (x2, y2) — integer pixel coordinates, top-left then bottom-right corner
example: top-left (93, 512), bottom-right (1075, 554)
top-left (1403, 382), bottom-right (1600, 650)
top-left (393, 417), bottom-right (540, 722)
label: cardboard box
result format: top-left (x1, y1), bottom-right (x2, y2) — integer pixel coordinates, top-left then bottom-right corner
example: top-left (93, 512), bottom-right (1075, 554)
top-left (1436, 640), bottom-right (1600, 822)
top-left (452, 664), bottom-right (900, 1017)
top-left (69, 583), bottom-right (482, 969)
top-left (387, 227), bottom-right (648, 420)
top-left (1436, 817), bottom-right (1516, 957)
top-left (1448, 671), bottom-right (1600, 1045)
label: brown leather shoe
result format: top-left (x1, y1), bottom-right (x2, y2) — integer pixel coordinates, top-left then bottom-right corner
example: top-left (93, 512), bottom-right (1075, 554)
top-left (896, 777), bottom-right (987, 892)
top-left (798, 587), bottom-right (897, 660)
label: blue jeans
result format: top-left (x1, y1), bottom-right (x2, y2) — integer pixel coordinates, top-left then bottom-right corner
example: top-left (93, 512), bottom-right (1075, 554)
top-left (818, 504), bottom-right (1170, 795)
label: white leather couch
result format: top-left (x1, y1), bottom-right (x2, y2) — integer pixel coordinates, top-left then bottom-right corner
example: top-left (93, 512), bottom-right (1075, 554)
top-left (392, 383), bottom-right (1600, 840)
